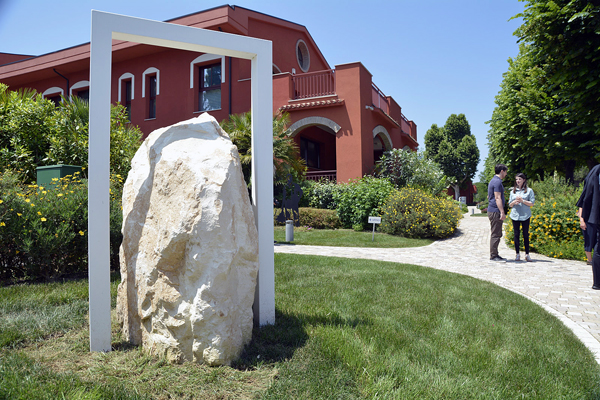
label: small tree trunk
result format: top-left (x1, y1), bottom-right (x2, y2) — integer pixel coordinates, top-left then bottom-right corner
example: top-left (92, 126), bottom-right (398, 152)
top-left (563, 159), bottom-right (576, 184)
top-left (451, 182), bottom-right (461, 201)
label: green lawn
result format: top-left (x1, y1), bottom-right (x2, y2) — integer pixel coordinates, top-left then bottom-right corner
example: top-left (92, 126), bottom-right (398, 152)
top-left (1, 255), bottom-right (599, 399)
top-left (274, 226), bottom-right (433, 248)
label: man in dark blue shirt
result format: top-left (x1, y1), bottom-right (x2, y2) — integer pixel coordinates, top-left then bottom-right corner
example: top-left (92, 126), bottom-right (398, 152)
top-left (488, 164), bottom-right (508, 261)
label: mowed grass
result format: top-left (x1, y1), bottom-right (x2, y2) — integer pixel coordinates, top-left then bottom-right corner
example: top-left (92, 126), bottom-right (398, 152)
top-left (1, 254), bottom-right (599, 399)
top-left (274, 226), bottom-right (433, 248)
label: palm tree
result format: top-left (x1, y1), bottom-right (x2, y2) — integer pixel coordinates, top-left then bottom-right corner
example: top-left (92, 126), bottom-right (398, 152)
top-left (220, 111), bottom-right (305, 186)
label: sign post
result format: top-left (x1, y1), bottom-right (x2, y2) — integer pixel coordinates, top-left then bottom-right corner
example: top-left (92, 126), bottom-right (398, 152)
top-left (368, 216), bottom-right (381, 241)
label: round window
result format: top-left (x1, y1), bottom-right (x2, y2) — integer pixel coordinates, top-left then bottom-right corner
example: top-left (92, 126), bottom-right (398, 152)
top-left (296, 40), bottom-right (310, 72)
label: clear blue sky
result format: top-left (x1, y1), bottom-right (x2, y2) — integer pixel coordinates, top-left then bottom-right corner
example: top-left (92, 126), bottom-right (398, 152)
top-left (0, 0), bottom-right (525, 179)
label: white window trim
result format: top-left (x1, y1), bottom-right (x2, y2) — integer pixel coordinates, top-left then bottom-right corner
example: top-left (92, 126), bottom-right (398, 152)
top-left (43, 87), bottom-right (64, 97)
top-left (296, 39), bottom-right (310, 73)
top-left (70, 80), bottom-right (90, 97)
top-left (118, 73), bottom-right (135, 102)
top-left (142, 67), bottom-right (160, 98)
top-left (190, 54), bottom-right (225, 88)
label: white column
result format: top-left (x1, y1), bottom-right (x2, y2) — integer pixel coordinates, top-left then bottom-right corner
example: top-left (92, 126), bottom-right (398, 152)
top-left (88, 11), bottom-right (113, 352)
top-left (251, 44), bottom-right (275, 326)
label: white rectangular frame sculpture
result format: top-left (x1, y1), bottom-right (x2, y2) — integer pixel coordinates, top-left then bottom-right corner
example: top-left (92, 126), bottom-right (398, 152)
top-left (89, 10), bottom-right (275, 352)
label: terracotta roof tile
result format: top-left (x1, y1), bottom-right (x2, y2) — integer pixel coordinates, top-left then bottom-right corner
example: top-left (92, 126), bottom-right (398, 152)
top-left (279, 98), bottom-right (344, 112)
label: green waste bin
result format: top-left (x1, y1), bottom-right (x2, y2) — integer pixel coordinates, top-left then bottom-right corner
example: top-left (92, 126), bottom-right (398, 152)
top-left (36, 165), bottom-right (82, 188)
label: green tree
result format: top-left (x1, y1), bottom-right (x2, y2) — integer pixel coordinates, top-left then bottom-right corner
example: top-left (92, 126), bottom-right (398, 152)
top-left (486, 44), bottom-right (582, 181)
top-left (375, 148), bottom-right (448, 195)
top-left (220, 111), bottom-right (305, 187)
top-left (424, 114), bottom-right (480, 200)
top-left (0, 84), bottom-right (142, 183)
top-left (515, 0), bottom-right (600, 154)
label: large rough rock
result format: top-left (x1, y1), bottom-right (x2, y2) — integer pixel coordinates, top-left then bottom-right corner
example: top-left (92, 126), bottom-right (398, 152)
top-left (116, 113), bottom-right (258, 366)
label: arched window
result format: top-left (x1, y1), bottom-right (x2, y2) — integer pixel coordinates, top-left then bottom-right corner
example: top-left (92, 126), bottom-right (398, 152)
top-left (118, 73), bottom-right (134, 121)
top-left (190, 55), bottom-right (225, 112)
top-left (70, 80), bottom-right (90, 101)
top-left (142, 67), bottom-right (159, 119)
top-left (42, 87), bottom-right (64, 106)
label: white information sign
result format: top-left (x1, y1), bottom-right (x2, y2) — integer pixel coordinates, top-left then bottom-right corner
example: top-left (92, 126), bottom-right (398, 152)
top-left (368, 216), bottom-right (381, 241)
top-left (368, 216), bottom-right (382, 224)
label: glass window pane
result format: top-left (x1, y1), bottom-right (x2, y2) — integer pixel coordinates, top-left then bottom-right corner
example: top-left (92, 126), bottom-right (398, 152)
top-left (200, 89), bottom-right (221, 111)
top-left (203, 65), bottom-right (221, 88)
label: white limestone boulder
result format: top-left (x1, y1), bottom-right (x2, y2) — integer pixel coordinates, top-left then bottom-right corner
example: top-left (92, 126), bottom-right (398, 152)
top-left (116, 113), bottom-right (259, 366)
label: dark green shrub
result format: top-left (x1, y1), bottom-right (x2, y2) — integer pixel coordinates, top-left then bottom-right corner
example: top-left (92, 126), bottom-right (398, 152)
top-left (336, 176), bottom-right (396, 229)
top-left (305, 179), bottom-right (347, 210)
top-left (380, 187), bottom-right (462, 239)
top-left (298, 180), bottom-right (314, 207)
top-left (298, 207), bottom-right (341, 229)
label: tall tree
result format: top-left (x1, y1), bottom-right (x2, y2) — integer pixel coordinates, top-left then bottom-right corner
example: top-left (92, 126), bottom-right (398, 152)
top-left (487, 44), bottom-right (581, 181)
top-left (424, 114), bottom-right (480, 200)
top-left (513, 0), bottom-right (600, 170)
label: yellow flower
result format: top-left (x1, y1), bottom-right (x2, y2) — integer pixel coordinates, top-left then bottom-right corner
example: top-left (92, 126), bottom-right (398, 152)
top-left (37, 211), bottom-right (42, 216)
top-left (57, 193), bottom-right (63, 197)
top-left (25, 198), bottom-right (30, 203)
top-left (17, 213), bottom-right (22, 217)
top-left (40, 217), bottom-right (47, 222)
top-left (0, 199), bottom-right (3, 204)
top-left (79, 231), bottom-right (85, 236)
top-left (0, 222), bottom-right (5, 227)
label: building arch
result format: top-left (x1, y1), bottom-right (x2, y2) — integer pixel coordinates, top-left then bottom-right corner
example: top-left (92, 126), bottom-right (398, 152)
top-left (372, 125), bottom-right (393, 151)
top-left (142, 67), bottom-right (160, 97)
top-left (287, 116), bottom-right (341, 137)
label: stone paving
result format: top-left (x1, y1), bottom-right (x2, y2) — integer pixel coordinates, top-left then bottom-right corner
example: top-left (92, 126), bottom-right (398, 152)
top-left (274, 206), bottom-right (600, 363)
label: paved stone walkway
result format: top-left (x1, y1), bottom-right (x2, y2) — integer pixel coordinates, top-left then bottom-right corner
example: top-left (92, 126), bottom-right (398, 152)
top-left (274, 206), bottom-right (600, 363)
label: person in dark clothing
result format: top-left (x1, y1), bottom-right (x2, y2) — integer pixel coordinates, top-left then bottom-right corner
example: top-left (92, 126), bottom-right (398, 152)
top-left (488, 164), bottom-right (508, 261)
top-left (576, 164), bottom-right (600, 289)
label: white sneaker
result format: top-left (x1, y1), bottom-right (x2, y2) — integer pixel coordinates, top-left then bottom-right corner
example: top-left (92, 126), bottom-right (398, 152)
top-left (515, 254), bottom-right (520, 261)
top-left (525, 254), bottom-right (532, 262)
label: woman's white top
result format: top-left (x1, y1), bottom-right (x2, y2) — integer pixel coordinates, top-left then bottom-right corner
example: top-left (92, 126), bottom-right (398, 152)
top-left (509, 187), bottom-right (535, 221)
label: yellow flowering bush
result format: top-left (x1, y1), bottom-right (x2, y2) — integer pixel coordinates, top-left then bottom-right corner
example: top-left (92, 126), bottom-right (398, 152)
top-left (380, 187), bottom-right (462, 239)
top-left (505, 200), bottom-right (583, 260)
top-left (0, 170), bottom-right (124, 282)
top-left (505, 177), bottom-right (584, 260)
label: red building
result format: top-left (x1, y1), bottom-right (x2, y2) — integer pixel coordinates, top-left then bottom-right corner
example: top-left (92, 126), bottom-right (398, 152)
top-left (0, 5), bottom-right (417, 183)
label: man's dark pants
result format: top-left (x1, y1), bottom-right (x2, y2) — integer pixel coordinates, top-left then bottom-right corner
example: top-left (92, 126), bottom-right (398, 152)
top-left (488, 211), bottom-right (503, 259)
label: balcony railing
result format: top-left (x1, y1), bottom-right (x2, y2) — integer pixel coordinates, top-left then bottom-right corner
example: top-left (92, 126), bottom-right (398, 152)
top-left (400, 113), bottom-right (411, 137)
top-left (293, 69), bottom-right (336, 100)
top-left (371, 83), bottom-right (390, 114)
top-left (306, 170), bottom-right (337, 182)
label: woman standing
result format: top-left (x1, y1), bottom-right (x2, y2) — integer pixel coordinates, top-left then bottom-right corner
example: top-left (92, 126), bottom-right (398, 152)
top-left (509, 173), bottom-right (535, 261)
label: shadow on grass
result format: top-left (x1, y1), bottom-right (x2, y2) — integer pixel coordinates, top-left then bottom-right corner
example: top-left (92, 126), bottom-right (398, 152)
top-left (232, 308), bottom-right (370, 370)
